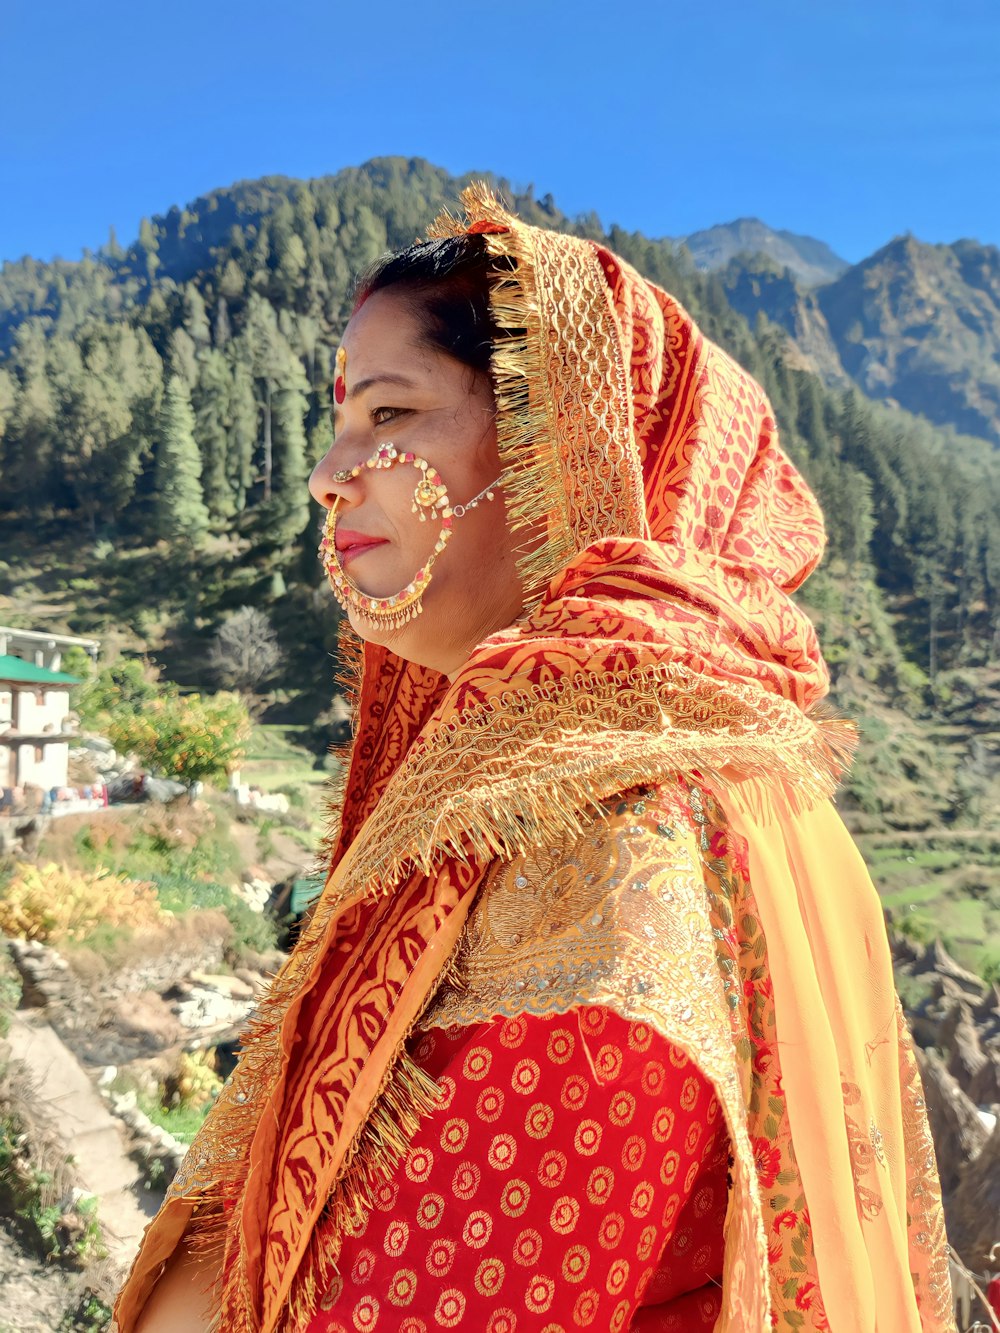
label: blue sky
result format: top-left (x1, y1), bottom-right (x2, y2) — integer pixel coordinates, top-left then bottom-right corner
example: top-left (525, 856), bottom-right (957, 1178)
top-left (2, 0), bottom-right (998, 267)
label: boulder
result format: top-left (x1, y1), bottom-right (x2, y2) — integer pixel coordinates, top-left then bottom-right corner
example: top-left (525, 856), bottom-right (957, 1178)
top-left (947, 1119), bottom-right (1000, 1273)
top-left (6, 939), bottom-right (87, 1014)
top-left (174, 986), bottom-right (253, 1030)
top-left (233, 877), bottom-right (273, 913)
top-left (100, 991), bottom-right (182, 1055)
top-left (914, 1047), bottom-right (989, 1197)
top-left (968, 1048), bottom-right (1000, 1108)
top-left (914, 940), bottom-right (988, 995)
top-left (188, 971), bottom-right (255, 1001)
top-left (930, 972), bottom-right (988, 1007)
top-left (227, 947), bottom-right (286, 978)
top-left (942, 1005), bottom-right (988, 1092)
top-left (971, 983), bottom-right (1000, 1026)
top-left (233, 967), bottom-right (269, 995)
top-left (106, 774), bottom-right (187, 805)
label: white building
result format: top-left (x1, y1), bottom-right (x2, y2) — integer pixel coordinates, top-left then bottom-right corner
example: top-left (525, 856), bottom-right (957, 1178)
top-left (0, 627), bottom-right (100, 793)
top-left (0, 626), bottom-right (100, 673)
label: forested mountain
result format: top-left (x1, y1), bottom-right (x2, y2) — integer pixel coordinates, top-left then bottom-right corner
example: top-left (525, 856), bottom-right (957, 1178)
top-left (720, 234), bottom-right (1000, 446)
top-left (0, 156), bottom-right (998, 735)
top-left (676, 218), bottom-right (848, 287)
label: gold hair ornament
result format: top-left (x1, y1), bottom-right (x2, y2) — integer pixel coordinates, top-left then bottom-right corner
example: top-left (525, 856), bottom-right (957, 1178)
top-left (319, 442), bottom-right (500, 630)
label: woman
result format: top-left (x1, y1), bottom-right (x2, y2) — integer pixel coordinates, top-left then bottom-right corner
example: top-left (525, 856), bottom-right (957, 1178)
top-left (116, 188), bottom-right (953, 1332)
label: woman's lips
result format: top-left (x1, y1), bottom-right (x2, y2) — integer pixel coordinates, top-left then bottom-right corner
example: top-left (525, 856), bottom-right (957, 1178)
top-left (335, 530), bottom-right (388, 565)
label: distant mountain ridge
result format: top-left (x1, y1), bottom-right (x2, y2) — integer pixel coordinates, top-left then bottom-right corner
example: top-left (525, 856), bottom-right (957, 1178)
top-left (675, 217), bottom-right (849, 288)
top-left (5, 185), bottom-right (997, 447)
top-left (719, 232), bottom-right (1000, 446)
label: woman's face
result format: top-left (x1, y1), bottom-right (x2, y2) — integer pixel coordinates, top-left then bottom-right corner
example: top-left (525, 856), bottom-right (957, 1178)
top-left (309, 289), bottom-right (524, 676)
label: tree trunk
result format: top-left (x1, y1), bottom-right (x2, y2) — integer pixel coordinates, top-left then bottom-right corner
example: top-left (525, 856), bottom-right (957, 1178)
top-left (263, 378), bottom-right (273, 502)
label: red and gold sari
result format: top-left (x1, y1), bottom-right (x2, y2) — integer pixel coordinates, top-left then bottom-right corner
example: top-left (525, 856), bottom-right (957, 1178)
top-left (114, 189), bottom-right (954, 1332)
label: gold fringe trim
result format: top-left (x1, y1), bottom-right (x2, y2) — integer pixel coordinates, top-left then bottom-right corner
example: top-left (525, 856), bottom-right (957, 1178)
top-left (314, 622), bottom-right (365, 879)
top-left (332, 662), bottom-right (857, 909)
top-left (283, 949), bottom-right (468, 1333)
top-left (430, 184), bottom-right (576, 604)
top-left (283, 1052), bottom-right (444, 1330)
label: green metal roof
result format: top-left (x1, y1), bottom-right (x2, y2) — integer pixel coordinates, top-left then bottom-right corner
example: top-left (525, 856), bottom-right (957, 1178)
top-left (0, 654), bottom-right (81, 686)
top-left (290, 878), bottom-right (324, 915)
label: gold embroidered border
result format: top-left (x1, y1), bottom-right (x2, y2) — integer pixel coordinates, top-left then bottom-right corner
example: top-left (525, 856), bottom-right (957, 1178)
top-left (423, 797), bottom-right (770, 1329)
top-left (895, 1000), bottom-right (955, 1326)
top-left (429, 186), bottom-right (646, 603)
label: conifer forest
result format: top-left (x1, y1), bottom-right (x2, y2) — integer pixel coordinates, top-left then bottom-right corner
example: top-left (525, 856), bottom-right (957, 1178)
top-left (1, 158), bottom-right (998, 870)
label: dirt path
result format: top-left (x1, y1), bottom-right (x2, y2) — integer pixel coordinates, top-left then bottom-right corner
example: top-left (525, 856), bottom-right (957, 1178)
top-left (6, 1012), bottom-right (155, 1269)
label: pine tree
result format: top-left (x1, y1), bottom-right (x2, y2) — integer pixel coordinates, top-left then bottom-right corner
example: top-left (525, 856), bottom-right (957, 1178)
top-left (227, 353), bottom-right (257, 512)
top-left (0, 325), bottom-right (60, 510)
top-left (51, 328), bottom-right (137, 526)
top-left (218, 258), bottom-right (245, 300)
top-left (167, 328), bottom-right (198, 388)
top-left (183, 285), bottom-right (212, 346)
top-left (193, 349), bottom-right (237, 520)
top-left (243, 294), bottom-right (287, 502)
top-left (214, 295), bottom-right (232, 347)
top-left (153, 376), bottom-right (210, 541)
top-left (104, 224), bottom-right (124, 261)
top-left (267, 380), bottom-right (310, 542)
top-left (137, 216), bottom-right (160, 284)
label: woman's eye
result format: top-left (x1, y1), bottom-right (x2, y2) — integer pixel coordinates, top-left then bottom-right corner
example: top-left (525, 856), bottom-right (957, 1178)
top-left (371, 406), bottom-right (402, 426)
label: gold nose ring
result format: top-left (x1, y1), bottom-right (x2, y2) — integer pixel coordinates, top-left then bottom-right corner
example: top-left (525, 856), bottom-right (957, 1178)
top-left (332, 465), bottom-right (361, 483)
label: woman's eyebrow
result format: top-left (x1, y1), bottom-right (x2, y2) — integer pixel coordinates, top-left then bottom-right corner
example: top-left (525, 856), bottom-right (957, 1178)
top-left (347, 372), bottom-right (418, 399)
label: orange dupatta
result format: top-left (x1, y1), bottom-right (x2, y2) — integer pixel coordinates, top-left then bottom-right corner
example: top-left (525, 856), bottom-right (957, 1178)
top-left (114, 189), bottom-right (952, 1332)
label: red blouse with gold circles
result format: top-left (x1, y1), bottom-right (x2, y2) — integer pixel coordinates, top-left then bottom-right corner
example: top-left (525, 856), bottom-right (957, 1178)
top-left (306, 1008), bottom-right (728, 1331)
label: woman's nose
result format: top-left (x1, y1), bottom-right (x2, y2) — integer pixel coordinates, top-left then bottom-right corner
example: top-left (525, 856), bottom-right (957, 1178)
top-left (309, 439), bottom-right (363, 508)
top-left (309, 448), bottom-right (340, 508)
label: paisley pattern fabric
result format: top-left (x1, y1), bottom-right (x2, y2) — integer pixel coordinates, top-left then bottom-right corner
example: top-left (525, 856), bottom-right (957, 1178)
top-left (114, 190), bottom-right (952, 1333)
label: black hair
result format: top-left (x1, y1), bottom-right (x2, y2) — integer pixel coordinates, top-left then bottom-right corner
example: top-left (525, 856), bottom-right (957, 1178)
top-left (352, 235), bottom-right (508, 377)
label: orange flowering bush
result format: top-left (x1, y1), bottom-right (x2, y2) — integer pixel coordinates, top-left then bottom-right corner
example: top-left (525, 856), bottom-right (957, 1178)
top-left (0, 862), bottom-right (165, 944)
top-left (105, 691), bottom-right (251, 785)
top-left (171, 1050), bottom-right (223, 1110)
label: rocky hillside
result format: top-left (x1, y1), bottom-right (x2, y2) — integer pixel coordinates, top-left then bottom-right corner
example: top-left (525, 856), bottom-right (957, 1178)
top-left (818, 236), bottom-right (1000, 443)
top-left (720, 233), bottom-right (1000, 446)
top-left (719, 254), bottom-right (851, 385)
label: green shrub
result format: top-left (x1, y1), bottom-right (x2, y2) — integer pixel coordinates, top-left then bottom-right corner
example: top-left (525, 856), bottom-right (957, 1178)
top-left (893, 910), bottom-right (940, 949)
top-left (58, 1290), bottom-right (114, 1332)
top-left (0, 956), bottom-right (22, 1039)
top-left (74, 808), bottom-right (241, 885)
top-left (153, 874), bottom-right (278, 964)
top-left (893, 971), bottom-right (933, 1014)
top-left (274, 783), bottom-right (306, 810)
top-left (0, 1107), bottom-right (104, 1265)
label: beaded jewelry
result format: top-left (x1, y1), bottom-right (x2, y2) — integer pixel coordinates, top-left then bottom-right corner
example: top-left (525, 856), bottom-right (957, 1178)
top-left (319, 442), bottom-right (501, 630)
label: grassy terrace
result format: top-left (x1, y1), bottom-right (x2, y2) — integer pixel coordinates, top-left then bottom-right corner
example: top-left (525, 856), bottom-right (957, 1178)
top-left (859, 834), bottom-right (1000, 981)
